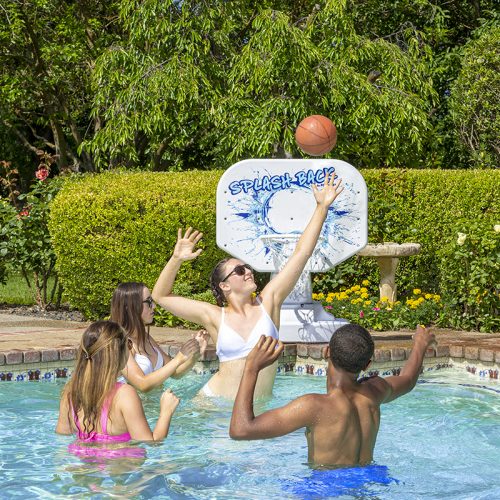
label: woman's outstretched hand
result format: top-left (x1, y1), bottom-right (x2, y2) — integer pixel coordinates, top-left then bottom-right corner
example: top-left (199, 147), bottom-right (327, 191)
top-left (178, 338), bottom-right (201, 361)
top-left (173, 227), bottom-right (203, 261)
top-left (312, 173), bottom-right (343, 208)
top-left (194, 329), bottom-right (210, 357)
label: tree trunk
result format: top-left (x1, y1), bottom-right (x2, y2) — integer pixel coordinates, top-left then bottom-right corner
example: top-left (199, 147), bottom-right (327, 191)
top-left (153, 140), bottom-right (169, 171)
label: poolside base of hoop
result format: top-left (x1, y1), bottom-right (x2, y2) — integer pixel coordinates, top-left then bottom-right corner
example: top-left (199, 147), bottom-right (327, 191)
top-left (278, 301), bottom-right (349, 342)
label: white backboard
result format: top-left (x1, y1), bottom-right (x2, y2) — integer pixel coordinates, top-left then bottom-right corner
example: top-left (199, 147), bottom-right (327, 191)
top-left (216, 159), bottom-right (368, 272)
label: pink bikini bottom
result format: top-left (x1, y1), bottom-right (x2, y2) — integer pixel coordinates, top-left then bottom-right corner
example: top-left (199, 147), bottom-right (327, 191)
top-left (68, 442), bottom-right (146, 461)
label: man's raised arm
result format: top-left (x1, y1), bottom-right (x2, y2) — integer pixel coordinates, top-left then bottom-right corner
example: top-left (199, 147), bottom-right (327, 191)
top-left (377, 326), bottom-right (436, 404)
top-left (230, 336), bottom-right (314, 440)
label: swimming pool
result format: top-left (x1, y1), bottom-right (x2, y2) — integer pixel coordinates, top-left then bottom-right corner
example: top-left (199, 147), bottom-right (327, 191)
top-left (1, 370), bottom-right (499, 499)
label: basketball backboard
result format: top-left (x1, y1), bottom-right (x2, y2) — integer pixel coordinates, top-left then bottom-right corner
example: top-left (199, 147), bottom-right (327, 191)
top-left (216, 159), bottom-right (368, 272)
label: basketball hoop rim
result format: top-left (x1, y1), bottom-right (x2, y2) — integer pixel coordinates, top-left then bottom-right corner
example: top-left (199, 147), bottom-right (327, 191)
top-left (259, 234), bottom-right (325, 242)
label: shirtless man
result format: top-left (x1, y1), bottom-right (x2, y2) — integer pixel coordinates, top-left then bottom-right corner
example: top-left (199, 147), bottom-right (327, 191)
top-left (230, 324), bottom-right (436, 468)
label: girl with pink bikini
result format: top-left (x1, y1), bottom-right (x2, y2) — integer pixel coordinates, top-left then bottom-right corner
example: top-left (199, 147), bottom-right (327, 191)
top-left (56, 321), bottom-right (179, 443)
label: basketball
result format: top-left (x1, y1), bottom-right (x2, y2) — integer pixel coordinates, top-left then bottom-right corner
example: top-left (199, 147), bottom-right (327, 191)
top-left (295, 115), bottom-right (337, 156)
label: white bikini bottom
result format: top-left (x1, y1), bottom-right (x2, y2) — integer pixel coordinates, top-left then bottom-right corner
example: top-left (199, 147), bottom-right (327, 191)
top-left (200, 382), bottom-right (216, 397)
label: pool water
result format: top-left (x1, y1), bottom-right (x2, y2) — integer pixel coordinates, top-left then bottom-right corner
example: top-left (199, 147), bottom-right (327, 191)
top-left (1, 370), bottom-right (499, 499)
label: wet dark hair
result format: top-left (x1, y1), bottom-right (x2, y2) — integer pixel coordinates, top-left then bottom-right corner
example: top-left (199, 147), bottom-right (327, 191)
top-left (110, 282), bottom-right (149, 353)
top-left (329, 324), bottom-right (374, 373)
top-left (68, 320), bottom-right (128, 435)
top-left (209, 258), bottom-right (232, 306)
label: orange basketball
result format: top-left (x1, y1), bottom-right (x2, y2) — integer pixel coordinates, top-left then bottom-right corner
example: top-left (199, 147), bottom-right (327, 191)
top-left (295, 115), bottom-right (337, 156)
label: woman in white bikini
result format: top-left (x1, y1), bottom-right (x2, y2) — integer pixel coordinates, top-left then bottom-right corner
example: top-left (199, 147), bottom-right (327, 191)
top-left (110, 282), bottom-right (209, 392)
top-left (152, 173), bottom-right (343, 399)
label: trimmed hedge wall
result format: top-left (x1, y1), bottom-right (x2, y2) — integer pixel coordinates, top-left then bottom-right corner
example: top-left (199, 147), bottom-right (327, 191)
top-left (49, 169), bottom-right (499, 329)
top-left (331, 169), bottom-right (499, 291)
top-left (49, 171), bottom-right (224, 318)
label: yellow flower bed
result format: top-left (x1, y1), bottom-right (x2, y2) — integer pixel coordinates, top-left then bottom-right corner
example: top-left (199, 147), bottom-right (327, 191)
top-left (313, 284), bottom-right (443, 331)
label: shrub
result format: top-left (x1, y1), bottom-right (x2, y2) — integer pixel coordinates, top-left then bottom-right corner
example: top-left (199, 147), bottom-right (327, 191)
top-left (314, 170), bottom-right (499, 315)
top-left (449, 25), bottom-right (500, 168)
top-left (438, 222), bottom-right (499, 331)
top-left (0, 198), bottom-right (16, 285)
top-left (49, 169), bottom-right (499, 330)
top-left (48, 171), bottom-right (224, 318)
top-left (0, 159), bottom-right (63, 308)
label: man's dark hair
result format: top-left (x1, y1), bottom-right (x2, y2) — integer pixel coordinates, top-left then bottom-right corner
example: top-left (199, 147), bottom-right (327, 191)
top-left (329, 324), bottom-right (374, 373)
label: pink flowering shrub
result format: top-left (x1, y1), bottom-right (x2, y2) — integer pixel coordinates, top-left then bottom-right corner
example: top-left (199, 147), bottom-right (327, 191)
top-left (35, 167), bottom-right (50, 181)
top-left (0, 155), bottom-right (62, 308)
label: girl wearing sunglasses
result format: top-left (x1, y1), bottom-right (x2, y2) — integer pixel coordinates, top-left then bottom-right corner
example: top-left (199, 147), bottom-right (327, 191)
top-left (153, 173), bottom-right (343, 399)
top-left (110, 282), bottom-right (209, 392)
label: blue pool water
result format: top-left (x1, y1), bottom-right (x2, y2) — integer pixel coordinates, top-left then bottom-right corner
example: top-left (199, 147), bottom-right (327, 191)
top-left (1, 370), bottom-right (499, 499)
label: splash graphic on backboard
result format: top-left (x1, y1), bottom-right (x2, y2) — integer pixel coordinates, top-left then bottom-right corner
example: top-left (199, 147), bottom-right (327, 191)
top-left (217, 159), bottom-right (367, 272)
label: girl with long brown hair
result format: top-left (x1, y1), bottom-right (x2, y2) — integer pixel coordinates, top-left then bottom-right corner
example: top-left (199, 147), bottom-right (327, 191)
top-left (110, 282), bottom-right (209, 392)
top-left (56, 321), bottom-right (179, 441)
top-left (153, 174), bottom-right (344, 399)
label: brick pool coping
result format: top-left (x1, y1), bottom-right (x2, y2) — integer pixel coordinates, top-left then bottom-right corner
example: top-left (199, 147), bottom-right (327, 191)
top-left (2, 341), bottom-right (500, 367)
top-left (1, 339), bottom-right (499, 383)
top-left (1, 313), bottom-right (499, 382)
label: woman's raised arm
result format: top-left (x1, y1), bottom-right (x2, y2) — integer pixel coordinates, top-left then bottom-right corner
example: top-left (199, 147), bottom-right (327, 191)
top-left (152, 228), bottom-right (218, 329)
top-left (261, 174), bottom-right (343, 308)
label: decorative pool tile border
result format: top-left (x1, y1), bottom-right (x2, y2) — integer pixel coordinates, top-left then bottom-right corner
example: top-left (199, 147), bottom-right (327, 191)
top-left (1, 342), bottom-right (499, 382)
top-left (0, 360), bottom-right (74, 382)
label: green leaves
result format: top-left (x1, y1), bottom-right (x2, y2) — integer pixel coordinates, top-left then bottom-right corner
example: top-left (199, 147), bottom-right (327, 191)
top-left (439, 220), bottom-right (500, 331)
top-left (84, 0), bottom-right (438, 169)
top-left (49, 169), bottom-right (500, 330)
top-left (49, 170), bottom-right (222, 318)
top-left (1, 0), bottom-right (497, 172)
top-left (0, 0), bottom-right (118, 172)
top-left (0, 176), bottom-right (63, 307)
top-left (449, 25), bottom-right (500, 168)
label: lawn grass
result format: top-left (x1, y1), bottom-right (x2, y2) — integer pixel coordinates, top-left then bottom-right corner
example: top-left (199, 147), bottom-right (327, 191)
top-left (0, 273), bottom-right (56, 305)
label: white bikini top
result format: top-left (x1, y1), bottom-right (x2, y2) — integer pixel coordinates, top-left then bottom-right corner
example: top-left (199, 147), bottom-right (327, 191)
top-left (134, 346), bottom-right (164, 375)
top-left (216, 297), bottom-right (279, 363)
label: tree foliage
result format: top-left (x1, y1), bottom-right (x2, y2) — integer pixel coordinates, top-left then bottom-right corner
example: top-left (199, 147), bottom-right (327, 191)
top-left (0, 0), bottom-right (119, 173)
top-left (85, 0), bottom-right (250, 170)
top-left (449, 25), bottom-right (500, 168)
top-left (86, 0), bottom-right (437, 169)
top-left (0, 0), bottom-right (498, 173)
top-left (347, 0), bottom-right (499, 168)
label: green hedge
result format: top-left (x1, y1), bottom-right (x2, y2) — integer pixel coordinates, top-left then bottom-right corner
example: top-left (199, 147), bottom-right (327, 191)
top-left (48, 171), bottom-right (224, 318)
top-left (317, 169), bottom-right (499, 331)
top-left (49, 169), bottom-right (499, 330)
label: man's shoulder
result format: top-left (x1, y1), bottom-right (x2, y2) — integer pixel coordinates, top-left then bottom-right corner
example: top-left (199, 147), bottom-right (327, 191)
top-left (358, 374), bottom-right (388, 385)
top-left (294, 392), bottom-right (325, 407)
top-left (358, 375), bottom-right (390, 402)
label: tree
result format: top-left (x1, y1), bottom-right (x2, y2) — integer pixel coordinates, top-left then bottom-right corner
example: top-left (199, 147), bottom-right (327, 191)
top-left (449, 25), bottom-right (500, 168)
top-left (214, 2), bottom-right (437, 167)
top-left (346, 0), bottom-right (498, 167)
top-left (86, 0), bottom-right (261, 170)
top-left (0, 0), bottom-right (119, 173)
top-left (88, 0), bottom-right (436, 169)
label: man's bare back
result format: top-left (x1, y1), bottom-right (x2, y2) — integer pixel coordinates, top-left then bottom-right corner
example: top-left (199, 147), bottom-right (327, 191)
top-left (230, 324), bottom-right (435, 468)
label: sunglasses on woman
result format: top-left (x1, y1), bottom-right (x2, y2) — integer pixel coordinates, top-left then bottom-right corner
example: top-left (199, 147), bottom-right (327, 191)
top-left (142, 296), bottom-right (155, 308)
top-left (221, 263), bottom-right (253, 282)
